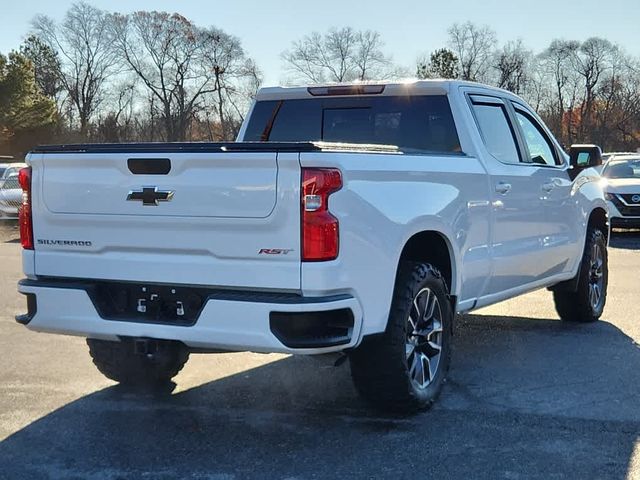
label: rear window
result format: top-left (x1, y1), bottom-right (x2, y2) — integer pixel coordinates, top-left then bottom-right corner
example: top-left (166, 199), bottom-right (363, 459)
top-left (243, 95), bottom-right (462, 154)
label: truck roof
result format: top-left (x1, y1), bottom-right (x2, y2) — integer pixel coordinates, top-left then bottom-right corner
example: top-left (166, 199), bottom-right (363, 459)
top-left (255, 79), bottom-right (517, 101)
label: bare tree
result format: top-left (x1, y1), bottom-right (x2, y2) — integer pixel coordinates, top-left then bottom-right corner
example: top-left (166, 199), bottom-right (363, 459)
top-left (32, 2), bottom-right (118, 136)
top-left (222, 58), bottom-right (262, 139)
top-left (613, 67), bottom-right (640, 147)
top-left (590, 51), bottom-right (639, 149)
top-left (538, 39), bottom-right (580, 143)
top-left (282, 27), bottom-right (395, 83)
top-left (495, 40), bottom-right (531, 94)
top-left (574, 37), bottom-right (618, 139)
top-left (447, 22), bottom-right (497, 82)
top-left (95, 82), bottom-right (135, 143)
top-left (110, 11), bottom-right (219, 141)
top-left (351, 30), bottom-right (395, 81)
top-left (520, 57), bottom-right (548, 112)
top-left (200, 28), bottom-right (262, 140)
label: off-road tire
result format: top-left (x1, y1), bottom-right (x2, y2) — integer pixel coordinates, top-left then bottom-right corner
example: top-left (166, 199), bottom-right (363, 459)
top-left (553, 228), bottom-right (608, 322)
top-left (87, 338), bottom-right (189, 385)
top-left (349, 262), bottom-right (453, 413)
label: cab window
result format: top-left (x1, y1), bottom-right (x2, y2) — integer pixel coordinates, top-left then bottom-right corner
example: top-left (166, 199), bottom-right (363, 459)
top-left (471, 102), bottom-right (521, 164)
top-left (514, 109), bottom-right (560, 166)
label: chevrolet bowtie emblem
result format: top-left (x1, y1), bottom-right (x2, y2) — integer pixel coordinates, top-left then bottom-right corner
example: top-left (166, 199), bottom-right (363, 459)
top-left (127, 187), bottom-right (174, 206)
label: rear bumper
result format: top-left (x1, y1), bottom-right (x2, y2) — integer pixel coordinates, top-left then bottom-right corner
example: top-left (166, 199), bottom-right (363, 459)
top-left (17, 278), bottom-right (363, 354)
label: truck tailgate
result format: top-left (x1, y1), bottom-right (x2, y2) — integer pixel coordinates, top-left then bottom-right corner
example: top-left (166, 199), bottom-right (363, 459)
top-left (29, 150), bottom-right (302, 290)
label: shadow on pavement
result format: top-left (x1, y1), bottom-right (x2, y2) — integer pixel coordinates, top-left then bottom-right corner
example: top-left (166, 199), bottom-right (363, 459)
top-left (1, 314), bottom-right (639, 479)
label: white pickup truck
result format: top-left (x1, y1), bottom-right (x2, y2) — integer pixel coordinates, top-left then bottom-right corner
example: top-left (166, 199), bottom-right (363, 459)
top-left (16, 80), bottom-right (609, 412)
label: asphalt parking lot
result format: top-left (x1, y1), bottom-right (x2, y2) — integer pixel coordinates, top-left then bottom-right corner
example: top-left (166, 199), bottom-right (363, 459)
top-left (1, 223), bottom-right (640, 479)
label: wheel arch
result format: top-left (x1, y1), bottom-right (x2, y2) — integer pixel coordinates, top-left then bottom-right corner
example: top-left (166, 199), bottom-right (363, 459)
top-left (587, 206), bottom-right (609, 243)
top-left (551, 206), bottom-right (609, 293)
top-left (396, 230), bottom-right (458, 309)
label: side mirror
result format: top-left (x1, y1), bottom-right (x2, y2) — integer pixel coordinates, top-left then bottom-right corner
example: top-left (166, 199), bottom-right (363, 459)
top-left (569, 144), bottom-right (603, 169)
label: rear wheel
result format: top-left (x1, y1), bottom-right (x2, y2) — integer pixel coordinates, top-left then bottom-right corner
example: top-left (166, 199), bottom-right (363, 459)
top-left (553, 227), bottom-right (608, 322)
top-left (87, 338), bottom-right (189, 386)
top-left (349, 262), bottom-right (453, 413)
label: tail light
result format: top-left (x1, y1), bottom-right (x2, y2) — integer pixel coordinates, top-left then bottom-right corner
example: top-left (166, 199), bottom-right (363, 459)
top-left (18, 167), bottom-right (33, 250)
top-left (301, 168), bottom-right (342, 261)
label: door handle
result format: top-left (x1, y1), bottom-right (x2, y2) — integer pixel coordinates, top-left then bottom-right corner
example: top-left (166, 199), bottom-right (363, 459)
top-left (542, 181), bottom-right (555, 193)
top-left (495, 182), bottom-right (512, 195)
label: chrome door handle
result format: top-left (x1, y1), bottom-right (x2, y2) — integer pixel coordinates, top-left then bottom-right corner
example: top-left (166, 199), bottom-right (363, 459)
top-left (542, 181), bottom-right (555, 193)
top-left (495, 182), bottom-right (512, 195)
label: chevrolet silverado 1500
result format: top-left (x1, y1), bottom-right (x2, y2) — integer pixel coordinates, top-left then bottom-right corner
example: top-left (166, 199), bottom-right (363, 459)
top-left (16, 80), bottom-right (609, 412)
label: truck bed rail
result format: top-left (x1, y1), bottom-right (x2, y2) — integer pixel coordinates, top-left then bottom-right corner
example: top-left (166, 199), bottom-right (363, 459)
top-left (30, 141), bottom-right (400, 155)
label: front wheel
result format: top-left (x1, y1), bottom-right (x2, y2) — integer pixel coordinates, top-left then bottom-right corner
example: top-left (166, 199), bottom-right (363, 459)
top-left (553, 228), bottom-right (608, 322)
top-left (349, 262), bottom-right (453, 413)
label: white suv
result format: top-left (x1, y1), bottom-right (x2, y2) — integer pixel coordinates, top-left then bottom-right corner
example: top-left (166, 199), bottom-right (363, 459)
top-left (0, 163), bottom-right (27, 219)
top-left (602, 154), bottom-right (640, 228)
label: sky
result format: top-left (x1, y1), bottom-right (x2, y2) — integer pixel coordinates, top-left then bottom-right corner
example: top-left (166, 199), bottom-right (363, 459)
top-left (1, 0), bottom-right (639, 86)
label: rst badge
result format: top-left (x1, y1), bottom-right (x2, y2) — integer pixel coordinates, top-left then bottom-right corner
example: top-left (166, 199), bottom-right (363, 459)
top-left (258, 248), bottom-right (294, 255)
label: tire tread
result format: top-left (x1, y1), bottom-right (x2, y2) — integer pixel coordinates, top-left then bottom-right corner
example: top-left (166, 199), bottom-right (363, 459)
top-left (350, 262), bottom-right (452, 413)
top-left (553, 228), bottom-right (607, 323)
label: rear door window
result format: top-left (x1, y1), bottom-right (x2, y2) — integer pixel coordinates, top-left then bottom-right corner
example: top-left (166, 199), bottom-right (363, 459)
top-left (243, 95), bottom-right (462, 154)
top-left (471, 102), bottom-right (521, 164)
